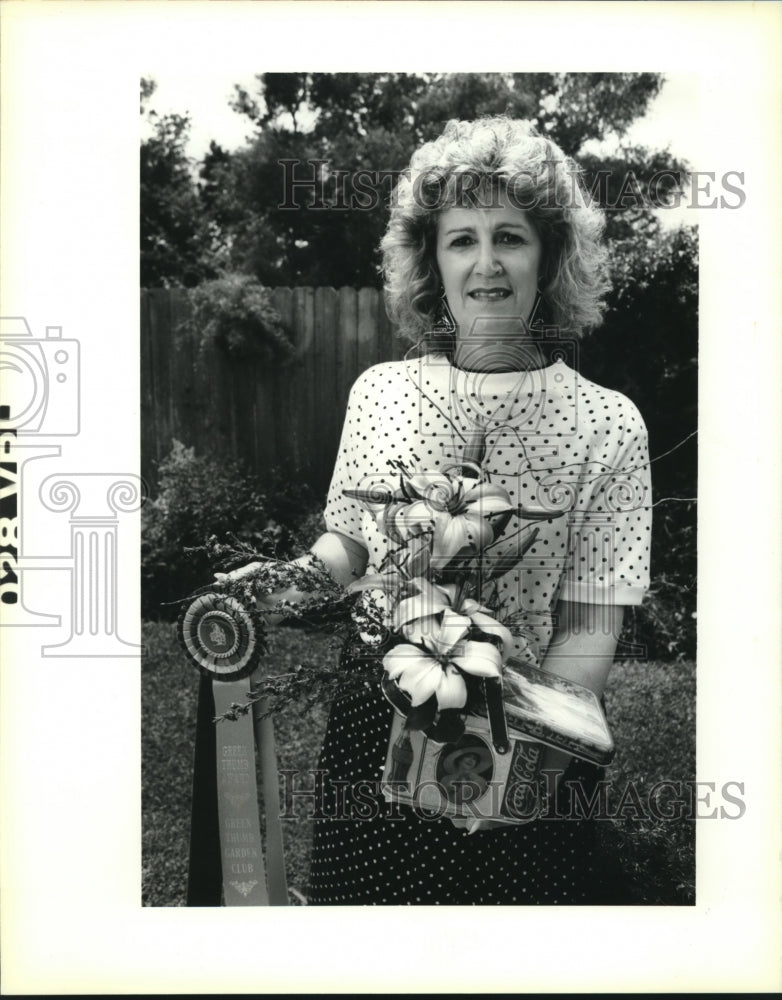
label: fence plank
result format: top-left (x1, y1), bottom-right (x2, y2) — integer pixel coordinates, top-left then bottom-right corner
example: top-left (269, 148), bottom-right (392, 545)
top-left (336, 286), bottom-right (358, 429)
top-left (149, 289), bottom-right (173, 473)
top-left (314, 288), bottom-right (339, 489)
top-left (139, 291), bottom-right (157, 491)
top-left (140, 286), bottom-right (400, 497)
top-left (356, 287), bottom-right (378, 377)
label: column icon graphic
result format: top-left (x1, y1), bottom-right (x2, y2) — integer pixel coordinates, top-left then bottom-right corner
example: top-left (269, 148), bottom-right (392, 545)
top-left (39, 473), bottom-right (146, 657)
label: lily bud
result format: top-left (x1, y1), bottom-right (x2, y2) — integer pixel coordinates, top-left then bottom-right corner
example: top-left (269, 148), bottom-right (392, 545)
top-left (462, 427), bottom-right (486, 467)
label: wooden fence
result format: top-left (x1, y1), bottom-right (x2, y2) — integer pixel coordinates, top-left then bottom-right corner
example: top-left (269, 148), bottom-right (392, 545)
top-left (140, 287), bottom-right (407, 497)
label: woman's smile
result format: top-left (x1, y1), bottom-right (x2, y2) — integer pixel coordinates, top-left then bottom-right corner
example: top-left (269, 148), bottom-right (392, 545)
top-left (468, 287), bottom-right (512, 301)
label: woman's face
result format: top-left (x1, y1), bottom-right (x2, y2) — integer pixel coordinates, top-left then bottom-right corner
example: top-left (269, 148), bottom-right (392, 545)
top-left (435, 189), bottom-right (543, 342)
top-left (458, 753), bottom-right (479, 772)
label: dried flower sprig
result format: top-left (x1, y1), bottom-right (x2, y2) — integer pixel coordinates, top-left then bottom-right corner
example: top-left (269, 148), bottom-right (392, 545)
top-left (215, 656), bottom-right (383, 725)
top-left (201, 547), bottom-right (384, 724)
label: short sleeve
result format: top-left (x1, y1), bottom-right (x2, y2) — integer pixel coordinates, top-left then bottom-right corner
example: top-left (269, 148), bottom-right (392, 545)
top-left (322, 374), bottom-right (369, 546)
top-left (558, 400), bottom-right (652, 606)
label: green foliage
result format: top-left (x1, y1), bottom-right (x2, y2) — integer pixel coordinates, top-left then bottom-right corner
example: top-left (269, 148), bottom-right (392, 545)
top-left (187, 274), bottom-right (294, 361)
top-left (142, 70), bottom-right (689, 288)
top-left (261, 467), bottom-right (327, 550)
top-left (141, 77), bottom-right (219, 288)
top-left (143, 69), bottom-right (689, 290)
top-left (141, 619), bottom-right (695, 906)
top-left (141, 440), bottom-right (272, 617)
top-left (581, 225), bottom-right (698, 659)
top-left (141, 441), bottom-right (323, 619)
top-left (187, 72), bottom-right (685, 288)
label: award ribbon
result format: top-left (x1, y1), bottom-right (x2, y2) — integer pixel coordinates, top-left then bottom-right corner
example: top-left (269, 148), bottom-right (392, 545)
top-left (212, 674), bottom-right (269, 906)
top-left (180, 590), bottom-right (288, 906)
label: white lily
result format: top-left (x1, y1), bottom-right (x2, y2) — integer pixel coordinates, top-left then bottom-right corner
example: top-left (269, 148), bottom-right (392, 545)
top-left (392, 578), bottom-right (514, 660)
top-left (382, 578), bottom-right (513, 710)
top-left (383, 639), bottom-right (504, 710)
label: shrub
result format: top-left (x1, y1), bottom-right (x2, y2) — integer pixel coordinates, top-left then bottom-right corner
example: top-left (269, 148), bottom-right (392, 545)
top-left (582, 225), bottom-right (698, 661)
top-left (186, 274), bottom-right (295, 362)
top-left (141, 441), bottom-right (324, 620)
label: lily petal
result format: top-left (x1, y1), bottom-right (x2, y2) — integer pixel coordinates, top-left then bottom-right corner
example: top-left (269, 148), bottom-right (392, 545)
top-left (431, 512), bottom-right (472, 563)
top-left (393, 588), bottom-right (450, 631)
top-left (383, 647), bottom-right (446, 707)
top-left (396, 499), bottom-right (437, 532)
top-left (405, 535), bottom-right (432, 577)
top-left (421, 609), bottom-right (471, 657)
top-left (461, 513), bottom-right (495, 548)
top-left (401, 659), bottom-right (446, 707)
top-left (407, 473), bottom-right (453, 508)
top-left (404, 577), bottom-right (455, 606)
top-left (436, 582), bottom-right (460, 605)
top-left (380, 502), bottom-right (415, 544)
top-left (383, 644), bottom-right (433, 681)
top-left (400, 617), bottom-right (436, 649)
top-left (460, 598), bottom-right (492, 616)
top-left (466, 610), bottom-right (515, 660)
top-left (451, 640), bottom-right (503, 679)
top-left (435, 664), bottom-right (468, 710)
top-left (347, 573), bottom-right (396, 594)
top-left (464, 487), bottom-right (515, 517)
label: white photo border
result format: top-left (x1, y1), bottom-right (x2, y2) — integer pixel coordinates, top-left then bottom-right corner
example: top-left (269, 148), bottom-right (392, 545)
top-left (1, 0), bottom-right (780, 993)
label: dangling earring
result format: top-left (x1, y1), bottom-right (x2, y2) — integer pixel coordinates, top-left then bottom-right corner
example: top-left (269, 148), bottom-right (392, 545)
top-left (528, 287), bottom-right (545, 332)
top-left (433, 285), bottom-right (457, 336)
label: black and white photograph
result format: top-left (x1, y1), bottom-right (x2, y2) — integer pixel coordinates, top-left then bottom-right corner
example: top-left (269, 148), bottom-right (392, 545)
top-left (1, 1), bottom-right (780, 993)
top-left (141, 66), bottom-right (698, 908)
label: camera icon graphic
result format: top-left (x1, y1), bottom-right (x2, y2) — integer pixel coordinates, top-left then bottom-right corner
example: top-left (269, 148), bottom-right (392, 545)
top-left (0, 317), bottom-right (80, 436)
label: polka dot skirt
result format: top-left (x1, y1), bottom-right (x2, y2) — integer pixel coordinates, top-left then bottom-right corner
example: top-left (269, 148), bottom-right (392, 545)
top-left (307, 678), bottom-right (606, 906)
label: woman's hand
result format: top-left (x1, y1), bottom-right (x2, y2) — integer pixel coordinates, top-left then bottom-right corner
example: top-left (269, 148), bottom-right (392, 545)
top-left (212, 531), bottom-right (369, 622)
top-left (213, 562), bottom-right (283, 616)
top-left (213, 562), bottom-right (262, 586)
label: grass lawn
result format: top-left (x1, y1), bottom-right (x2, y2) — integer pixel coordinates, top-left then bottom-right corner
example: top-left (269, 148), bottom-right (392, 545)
top-left (142, 620), bottom-right (695, 906)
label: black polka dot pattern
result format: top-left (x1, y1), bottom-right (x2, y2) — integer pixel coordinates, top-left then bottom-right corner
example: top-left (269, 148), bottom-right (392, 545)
top-left (325, 355), bottom-right (651, 657)
top-left (308, 678), bottom-right (605, 906)
top-left (308, 355), bottom-right (651, 905)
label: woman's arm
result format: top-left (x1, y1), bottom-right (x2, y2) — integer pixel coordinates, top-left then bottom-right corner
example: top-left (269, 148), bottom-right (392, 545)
top-left (458, 599), bottom-right (624, 833)
top-left (541, 599), bottom-right (624, 696)
top-left (262, 531), bottom-right (368, 623)
top-left (216, 531), bottom-right (368, 623)
top-left (309, 530), bottom-right (369, 587)
top-left (537, 599), bottom-right (624, 780)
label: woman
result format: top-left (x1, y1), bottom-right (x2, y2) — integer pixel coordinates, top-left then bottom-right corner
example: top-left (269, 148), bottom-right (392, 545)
top-left (439, 747), bottom-right (493, 806)
top-left (232, 117), bottom-right (651, 903)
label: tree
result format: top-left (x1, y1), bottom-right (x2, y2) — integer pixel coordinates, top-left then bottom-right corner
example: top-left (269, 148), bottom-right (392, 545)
top-left (581, 224), bottom-right (698, 658)
top-left (140, 72), bottom-right (689, 287)
top-left (140, 77), bottom-right (217, 287)
top-left (196, 72), bottom-right (687, 287)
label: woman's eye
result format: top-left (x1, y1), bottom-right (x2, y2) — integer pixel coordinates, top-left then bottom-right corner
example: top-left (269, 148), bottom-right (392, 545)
top-left (497, 232), bottom-right (525, 246)
top-left (450, 235), bottom-right (474, 247)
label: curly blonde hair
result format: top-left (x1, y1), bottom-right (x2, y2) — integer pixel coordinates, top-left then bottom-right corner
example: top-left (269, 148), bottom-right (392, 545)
top-left (381, 117), bottom-right (609, 342)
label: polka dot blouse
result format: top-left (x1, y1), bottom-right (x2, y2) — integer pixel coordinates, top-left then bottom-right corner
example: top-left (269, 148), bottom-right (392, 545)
top-left (323, 354), bottom-right (652, 664)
